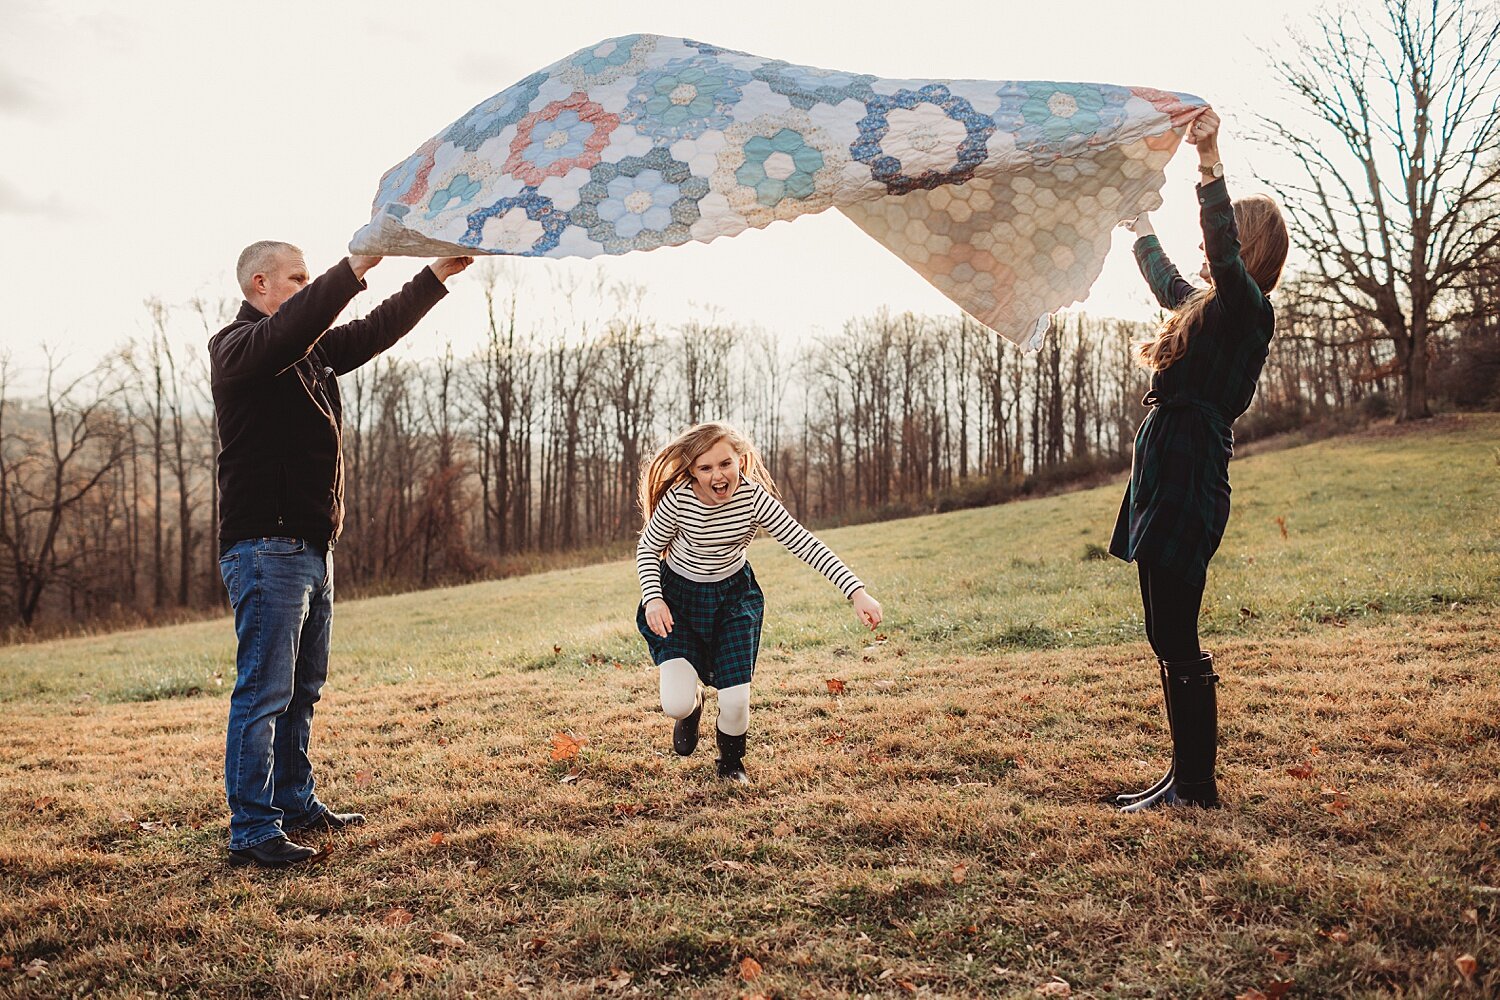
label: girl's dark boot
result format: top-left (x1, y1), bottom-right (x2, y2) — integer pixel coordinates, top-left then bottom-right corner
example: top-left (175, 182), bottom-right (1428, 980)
top-left (1120, 653), bottom-right (1220, 812)
top-left (1113, 659), bottom-right (1176, 805)
top-left (715, 728), bottom-right (750, 784)
top-left (673, 692), bottom-right (703, 756)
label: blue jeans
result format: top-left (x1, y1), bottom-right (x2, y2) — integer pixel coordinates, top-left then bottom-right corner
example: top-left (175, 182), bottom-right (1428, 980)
top-left (219, 537), bottom-right (334, 850)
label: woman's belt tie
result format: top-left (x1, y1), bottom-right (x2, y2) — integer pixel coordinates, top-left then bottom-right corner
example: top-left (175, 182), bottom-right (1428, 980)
top-left (1142, 390), bottom-right (1231, 432)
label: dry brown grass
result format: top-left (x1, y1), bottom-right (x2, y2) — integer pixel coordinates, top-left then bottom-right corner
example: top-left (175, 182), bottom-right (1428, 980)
top-left (2, 610), bottom-right (1497, 998)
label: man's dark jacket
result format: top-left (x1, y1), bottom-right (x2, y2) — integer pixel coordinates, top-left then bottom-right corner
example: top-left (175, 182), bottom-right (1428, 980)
top-left (210, 258), bottom-right (446, 550)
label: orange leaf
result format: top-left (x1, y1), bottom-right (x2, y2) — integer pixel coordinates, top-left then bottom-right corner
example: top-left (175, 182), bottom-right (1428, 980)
top-left (1034, 981), bottom-right (1071, 997)
top-left (32, 796), bottom-right (56, 811)
top-left (436, 736), bottom-right (450, 746)
top-left (1268, 946), bottom-right (1294, 965)
top-left (429, 931), bottom-right (465, 948)
top-left (1456, 954), bottom-right (1478, 979)
top-left (897, 980), bottom-right (919, 995)
top-left (739, 956), bottom-right (763, 981)
top-left (354, 770), bottom-right (374, 787)
top-left (382, 907), bottom-right (414, 927)
top-left (429, 832), bottom-right (445, 846)
top-left (826, 678), bottom-right (847, 695)
top-left (1286, 764), bottom-right (1315, 779)
top-left (551, 731), bottom-right (587, 761)
top-left (552, 644), bottom-right (562, 655)
top-left (951, 862), bottom-right (969, 885)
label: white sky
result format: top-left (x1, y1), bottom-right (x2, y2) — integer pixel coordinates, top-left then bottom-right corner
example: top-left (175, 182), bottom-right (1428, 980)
top-left (0, 0), bottom-right (1322, 373)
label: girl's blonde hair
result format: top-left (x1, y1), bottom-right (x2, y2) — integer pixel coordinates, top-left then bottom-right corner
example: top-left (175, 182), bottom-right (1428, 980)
top-left (1138, 194), bottom-right (1289, 371)
top-left (638, 421), bottom-right (780, 523)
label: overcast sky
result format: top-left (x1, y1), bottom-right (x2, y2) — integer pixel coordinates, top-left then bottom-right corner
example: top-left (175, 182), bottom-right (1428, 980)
top-left (0, 0), bottom-right (1322, 375)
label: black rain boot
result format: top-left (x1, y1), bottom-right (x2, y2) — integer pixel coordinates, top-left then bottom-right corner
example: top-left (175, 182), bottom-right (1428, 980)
top-left (673, 691), bottom-right (703, 756)
top-left (715, 728), bottom-right (750, 785)
top-left (1113, 659), bottom-right (1176, 805)
top-left (1121, 653), bottom-right (1220, 812)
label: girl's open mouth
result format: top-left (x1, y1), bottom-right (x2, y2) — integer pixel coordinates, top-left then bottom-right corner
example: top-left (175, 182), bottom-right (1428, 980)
top-left (711, 481), bottom-right (731, 498)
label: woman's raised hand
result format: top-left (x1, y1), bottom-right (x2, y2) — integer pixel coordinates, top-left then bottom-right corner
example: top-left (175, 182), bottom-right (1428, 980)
top-left (1187, 106), bottom-right (1221, 150)
top-left (1121, 213), bottom-right (1155, 238)
top-left (644, 598), bottom-right (674, 637)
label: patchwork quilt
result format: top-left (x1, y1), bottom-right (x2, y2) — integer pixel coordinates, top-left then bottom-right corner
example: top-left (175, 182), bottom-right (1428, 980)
top-left (350, 35), bottom-right (1205, 346)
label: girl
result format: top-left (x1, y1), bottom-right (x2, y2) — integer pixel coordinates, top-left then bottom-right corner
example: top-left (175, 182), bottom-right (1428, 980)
top-left (1109, 107), bottom-right (1288, 811)
top-left (636, 422), bottom-right (883, 784)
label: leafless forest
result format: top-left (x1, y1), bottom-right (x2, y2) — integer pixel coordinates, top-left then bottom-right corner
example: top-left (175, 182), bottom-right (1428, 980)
top-left (3, 0), bottom-right (1497, 638)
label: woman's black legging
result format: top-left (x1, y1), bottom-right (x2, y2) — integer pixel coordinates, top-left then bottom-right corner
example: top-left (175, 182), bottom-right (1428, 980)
top-left (1137, 561), bottom-right (1205, 663)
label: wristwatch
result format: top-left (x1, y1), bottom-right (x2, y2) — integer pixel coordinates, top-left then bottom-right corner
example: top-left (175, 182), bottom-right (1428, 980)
top-left (1199, 160), bottom-right (1224, 180)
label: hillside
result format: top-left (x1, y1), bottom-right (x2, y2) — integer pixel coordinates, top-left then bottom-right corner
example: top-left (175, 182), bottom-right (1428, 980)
top-left (1, 414), bottom-right (1497, 997)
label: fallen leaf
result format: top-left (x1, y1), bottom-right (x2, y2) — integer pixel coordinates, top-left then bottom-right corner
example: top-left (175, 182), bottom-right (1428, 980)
top-left (551, 731), bottom-right (587, 761)
top-left (429, 931), bottom-right (465, 948)
top-left (382, 907), bottom-right (414, 926)
top-left (1035, 979), bottom-right (1071, 996)
top-left (1480, 820), bottom-right (1492, 833)
top-left (1463, 908), bottom-right (1479, 924)
top-left (599, 969), bottom-right (631, 989)
top-left (354, 770), bottom-right (374, 787)
top-left (1268, 946), bottom-right (1294, 965)
top-left (429, 832), bottom-right (445, 846)
top-left (1318, 927), bottom-right (1350, 943)
top-left (1286, 763), bottom-right (1315, 779)
top-left (739, 956), bottom-right (763, 981)
top-left (33, 796), bottom-right (56, 811)
top-left (23, 959), bottom-right (48, 979)
top-left (0, 956), bottom-right (11, 971)
top-left (704, 859), bottom-right (749, 873)
top-left (822, 732), bottom-right (845, 745)
top-left (552, 644), bottom-right (562, 655)
top-left (1264, 979), bottom-right (1295, 998)
top-left (951, 863), bottom-right (969, 885)
top-left (559, 767), bottom-right (583, 784)
top-left (1456, 954), bottom-right (1478, 979)
top-left (436, 736), bottom-right (450, 746)
top-left (826, 678), bottom-right (847, 695)
top-left (772, 821), bottom-right (793, 838)
top-left (525, 937), bottom-right (548, 952)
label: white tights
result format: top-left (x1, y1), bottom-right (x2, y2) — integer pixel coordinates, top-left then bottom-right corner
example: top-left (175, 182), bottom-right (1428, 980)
top-left (658, 657), bottom-right (750, 737)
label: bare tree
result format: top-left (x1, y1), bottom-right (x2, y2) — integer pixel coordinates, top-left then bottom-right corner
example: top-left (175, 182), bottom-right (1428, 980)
top-left (1261, 0), bottom-right (1500, 420)
top-left (0, 353), bottom-right (127, 627)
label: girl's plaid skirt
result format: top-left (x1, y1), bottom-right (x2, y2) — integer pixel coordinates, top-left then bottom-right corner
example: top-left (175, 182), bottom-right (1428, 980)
top-left (636, 560), bottom-right (764, 689)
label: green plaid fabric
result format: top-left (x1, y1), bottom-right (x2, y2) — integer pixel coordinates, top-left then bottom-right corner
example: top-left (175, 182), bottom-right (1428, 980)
top-left (636, 561), bottom-right (765, 690)
top-left (1110, 179), bottom-right (1276, 584)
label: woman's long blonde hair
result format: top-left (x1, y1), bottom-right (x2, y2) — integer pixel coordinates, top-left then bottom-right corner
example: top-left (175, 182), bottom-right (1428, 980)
top-left (638, 421), bottom-right (780, 523)
top-left (1138, 194), bottom-right (1290, 371)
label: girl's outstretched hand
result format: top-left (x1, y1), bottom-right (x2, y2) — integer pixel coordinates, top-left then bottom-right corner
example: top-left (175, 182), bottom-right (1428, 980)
top-left (851, 588), bottom-right (883, 630)
top-left (644, 598), bottom-right (674, 637)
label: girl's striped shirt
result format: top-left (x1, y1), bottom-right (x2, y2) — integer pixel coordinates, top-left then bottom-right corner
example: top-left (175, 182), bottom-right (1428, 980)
top-left (636, 479), bottom-right (862, 604)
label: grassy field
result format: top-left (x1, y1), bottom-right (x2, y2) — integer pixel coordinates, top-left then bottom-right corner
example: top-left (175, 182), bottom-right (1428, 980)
top-left (1, 414), bottom-right (1497, 998)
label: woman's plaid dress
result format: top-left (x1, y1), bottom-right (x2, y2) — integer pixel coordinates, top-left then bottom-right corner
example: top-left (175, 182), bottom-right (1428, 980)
top-left (1109, 178), bottom-right (1276, 585)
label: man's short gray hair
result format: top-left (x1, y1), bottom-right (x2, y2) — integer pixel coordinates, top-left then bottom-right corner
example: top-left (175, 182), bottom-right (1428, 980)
top-left (236, 240), bottom-right (302, 297)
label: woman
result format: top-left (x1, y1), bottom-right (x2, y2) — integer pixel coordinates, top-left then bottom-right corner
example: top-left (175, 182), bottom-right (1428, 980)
top-left (1110, 107), bottom-right (1289, 810)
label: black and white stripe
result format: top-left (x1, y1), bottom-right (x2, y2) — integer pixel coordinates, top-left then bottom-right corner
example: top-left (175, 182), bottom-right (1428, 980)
top-left (636, 480), bottom-right (862, 603)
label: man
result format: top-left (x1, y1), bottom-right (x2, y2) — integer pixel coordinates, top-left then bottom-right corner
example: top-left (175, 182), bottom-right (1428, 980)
top-left (210, 243), bottom-right (471, 868)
